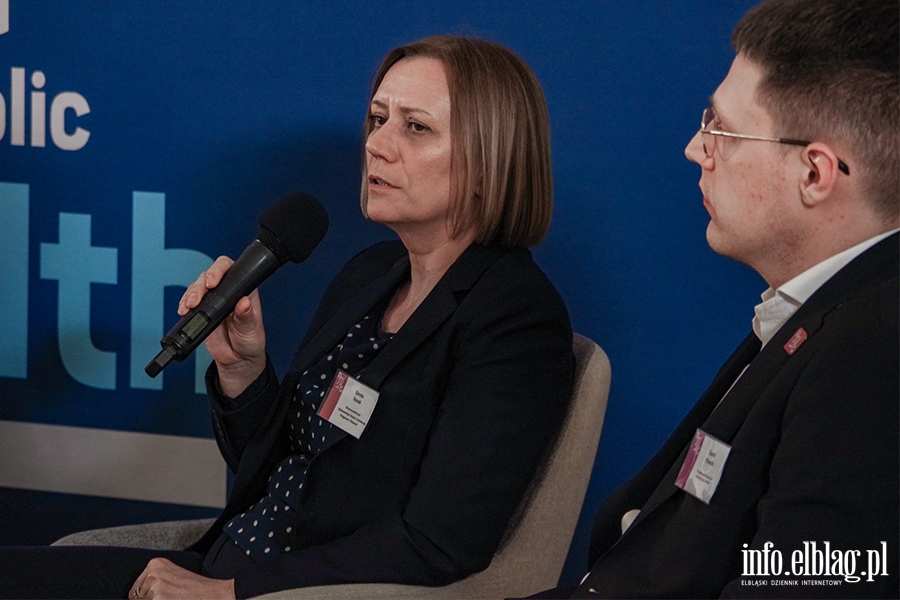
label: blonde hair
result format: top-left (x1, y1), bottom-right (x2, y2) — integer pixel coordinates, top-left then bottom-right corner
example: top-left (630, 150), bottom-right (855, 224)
top-left (361, 36), bottom-right (554, 248)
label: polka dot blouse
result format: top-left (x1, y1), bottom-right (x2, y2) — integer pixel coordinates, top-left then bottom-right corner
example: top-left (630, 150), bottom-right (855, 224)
top-left (224, 311), bottom-right (393, 563)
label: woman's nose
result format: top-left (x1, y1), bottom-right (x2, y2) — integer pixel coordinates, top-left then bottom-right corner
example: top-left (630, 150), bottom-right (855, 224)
top-left (365, 123), bottom-right (397, 162)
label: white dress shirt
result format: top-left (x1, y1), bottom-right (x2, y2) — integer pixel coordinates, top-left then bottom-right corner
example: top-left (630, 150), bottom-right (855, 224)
top-left (752, 229), bottom-right (899, 347)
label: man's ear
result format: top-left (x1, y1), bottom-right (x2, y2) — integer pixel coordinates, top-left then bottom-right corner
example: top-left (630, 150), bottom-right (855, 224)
top-left (799, 143), bottom-right (842, 207)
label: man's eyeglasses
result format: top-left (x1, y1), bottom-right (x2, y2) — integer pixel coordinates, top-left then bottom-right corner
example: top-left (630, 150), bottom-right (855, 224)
top-left (700, 106), bottom-right (850, 175)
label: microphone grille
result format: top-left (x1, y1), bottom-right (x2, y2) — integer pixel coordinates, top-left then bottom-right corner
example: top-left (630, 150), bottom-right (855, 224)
top-left (258, 192), bottom-right (329, 264)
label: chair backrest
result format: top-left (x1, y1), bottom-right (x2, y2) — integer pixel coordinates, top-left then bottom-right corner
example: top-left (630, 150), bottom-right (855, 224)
top-left (436, 333), bottom-right (611, 598)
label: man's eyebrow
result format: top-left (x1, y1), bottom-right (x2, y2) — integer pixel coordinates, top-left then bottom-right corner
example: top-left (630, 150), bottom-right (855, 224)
top-left (708, 95), bottom-right (731, 129)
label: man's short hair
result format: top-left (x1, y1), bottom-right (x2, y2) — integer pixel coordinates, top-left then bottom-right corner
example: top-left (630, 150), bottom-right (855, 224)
top-left (361, 35), bottom-right (554, 248)
top-left (733, 0), bottom-right (899, 221)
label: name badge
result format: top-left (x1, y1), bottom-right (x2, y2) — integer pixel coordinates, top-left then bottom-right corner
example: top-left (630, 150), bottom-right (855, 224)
top-left (675, 428), bottom-right (731, 504)
top-left (317, 370), bottom-right (380, 439)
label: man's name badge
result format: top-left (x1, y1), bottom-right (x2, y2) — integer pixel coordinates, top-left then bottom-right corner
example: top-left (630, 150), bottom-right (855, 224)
top-left (675, 428), bottom-right (732, 504)
top-left (317, 370), bottom-right (380, 439)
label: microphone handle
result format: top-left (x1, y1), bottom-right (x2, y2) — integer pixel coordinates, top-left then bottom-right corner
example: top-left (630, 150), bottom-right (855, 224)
top-left (145, 239), bottom-right (279, 377)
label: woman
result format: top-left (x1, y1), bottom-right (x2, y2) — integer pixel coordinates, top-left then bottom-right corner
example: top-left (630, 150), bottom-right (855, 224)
top-left (0, 36), bottom-right (573, 600)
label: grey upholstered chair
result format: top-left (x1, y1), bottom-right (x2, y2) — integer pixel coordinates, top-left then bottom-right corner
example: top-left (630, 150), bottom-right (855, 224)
top-left (54, 334), bottom-right (611, 600)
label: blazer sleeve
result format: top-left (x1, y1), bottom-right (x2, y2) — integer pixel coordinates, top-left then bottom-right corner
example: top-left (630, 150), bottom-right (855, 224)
top-left (205, 358), bottom-right (280, 473)
top-left (232, 252), bottom-right (575, 597)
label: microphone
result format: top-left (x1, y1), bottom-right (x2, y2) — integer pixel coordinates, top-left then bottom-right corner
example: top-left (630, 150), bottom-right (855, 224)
top-left (144, 192), bottom-right (329, 378)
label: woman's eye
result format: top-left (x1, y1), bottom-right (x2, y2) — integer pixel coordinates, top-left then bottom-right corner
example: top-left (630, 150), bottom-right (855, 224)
top-left (408, 121), bottom-right (428, 132)
top-left (370, 114), bottom-right (386, 126)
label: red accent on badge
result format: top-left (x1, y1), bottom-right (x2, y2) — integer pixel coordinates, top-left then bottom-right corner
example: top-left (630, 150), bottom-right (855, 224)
top-left (675, 430), bottom-right (705, 489)
top-left (319, 371), bottom-right (348, 420)
top-left (783, 327), bottom-right (808, 355)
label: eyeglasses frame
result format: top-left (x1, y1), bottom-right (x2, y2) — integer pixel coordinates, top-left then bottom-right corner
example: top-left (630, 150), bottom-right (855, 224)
top-left (700, 108), bottom-right (850, 176)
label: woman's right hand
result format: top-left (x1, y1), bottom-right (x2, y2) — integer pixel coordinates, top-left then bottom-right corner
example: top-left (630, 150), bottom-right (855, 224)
top-left (179, 256), bottom-right (267, 397)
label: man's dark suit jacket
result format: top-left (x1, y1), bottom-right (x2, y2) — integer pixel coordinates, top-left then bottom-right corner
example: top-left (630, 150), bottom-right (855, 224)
top-left (574, 234), bottom-right (899, 599)
top-left (191, 241), bottom-right (574, 598)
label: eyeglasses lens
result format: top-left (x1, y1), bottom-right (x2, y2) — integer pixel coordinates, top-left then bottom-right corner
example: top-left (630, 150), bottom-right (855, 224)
top-left (701, 107), bottom-right (715, 158)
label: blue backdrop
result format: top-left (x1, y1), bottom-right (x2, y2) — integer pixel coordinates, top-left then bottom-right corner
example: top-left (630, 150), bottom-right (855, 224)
top-left (0, 0), bottom-right (762, 585)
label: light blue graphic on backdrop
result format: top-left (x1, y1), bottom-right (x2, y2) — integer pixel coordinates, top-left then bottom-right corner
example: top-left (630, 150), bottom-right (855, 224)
top-left (130, 191), bottom-right (213, 392)
top-left (0, 0), bottom-right (7, 35)
top-left (0, 181), bottom-right (28, 378)
top-left (41, 213), bottom-right (118, 390)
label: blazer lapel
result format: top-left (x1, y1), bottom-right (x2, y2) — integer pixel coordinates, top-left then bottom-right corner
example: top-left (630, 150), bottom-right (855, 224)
top-left (636, 307), bottom-right (843, 522)
top-left (630, 233), bottom-right (898, 526)
top-left (289, 255), bottom-right (411, 378)
top-left (633, 334), bottom-right (761, 523)
top-left (357, 243), bottom-right (510, 390)
top-left (635, 315), bottom-right (823, 518)
top-left (304, 243), bottom-right (511, 453)
top-left (310, 265), bottom-right (464, 455)
top-left (704, 232), bottom-right (898, 444)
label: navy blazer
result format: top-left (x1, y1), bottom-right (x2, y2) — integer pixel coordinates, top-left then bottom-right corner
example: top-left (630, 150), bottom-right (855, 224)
top-left (192, 241), bottom-right (574, 598)
top-left (576, 234), bottom-right (899, 599)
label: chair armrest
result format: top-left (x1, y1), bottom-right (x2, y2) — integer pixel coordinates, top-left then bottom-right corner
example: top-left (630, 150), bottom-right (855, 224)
top-left (51, 518), bottom-right (215, 551)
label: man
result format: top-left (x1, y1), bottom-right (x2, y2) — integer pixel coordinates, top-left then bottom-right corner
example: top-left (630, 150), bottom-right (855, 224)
top-left (536, 0), bottom-right (898, 597)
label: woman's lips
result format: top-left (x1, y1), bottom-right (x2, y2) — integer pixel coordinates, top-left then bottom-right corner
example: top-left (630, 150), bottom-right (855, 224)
top-left (368, 175), bottom-right (397, 189)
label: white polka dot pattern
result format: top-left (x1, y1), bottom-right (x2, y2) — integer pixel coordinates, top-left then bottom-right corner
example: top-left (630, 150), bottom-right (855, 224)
top-left (223, 312), bottom-right (393, 564)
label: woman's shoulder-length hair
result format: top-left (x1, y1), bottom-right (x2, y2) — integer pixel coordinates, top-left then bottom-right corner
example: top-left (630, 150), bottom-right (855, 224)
top-left (361, 35), bottom-right (554, 249)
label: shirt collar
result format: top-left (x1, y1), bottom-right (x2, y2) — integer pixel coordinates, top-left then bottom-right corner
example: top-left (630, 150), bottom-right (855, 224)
top-left (752, 228), bottom-right (899, 347)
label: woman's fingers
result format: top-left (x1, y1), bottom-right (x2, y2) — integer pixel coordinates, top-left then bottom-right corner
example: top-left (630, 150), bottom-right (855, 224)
top-left (178, 256), bottom-right (235, 315)
top-left (130, 557), bottom-right (235, 600)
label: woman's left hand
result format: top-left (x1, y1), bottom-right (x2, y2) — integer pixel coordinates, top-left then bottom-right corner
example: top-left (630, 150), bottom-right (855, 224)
top-left (130, 558), bottom-right (235, 600)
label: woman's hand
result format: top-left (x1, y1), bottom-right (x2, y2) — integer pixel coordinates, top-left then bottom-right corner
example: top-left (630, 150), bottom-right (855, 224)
top-left (130, 558), bottom-right (235, 600)
top-left (179, 256), bottom-right (266, 397)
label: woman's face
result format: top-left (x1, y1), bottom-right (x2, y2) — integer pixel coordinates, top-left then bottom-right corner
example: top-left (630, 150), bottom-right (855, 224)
top-left (364, 57), bottom-right (454, 240)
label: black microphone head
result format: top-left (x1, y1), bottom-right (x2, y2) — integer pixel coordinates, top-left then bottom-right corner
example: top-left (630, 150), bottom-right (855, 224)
top-left (258, 192), bottom-right (329, 264)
